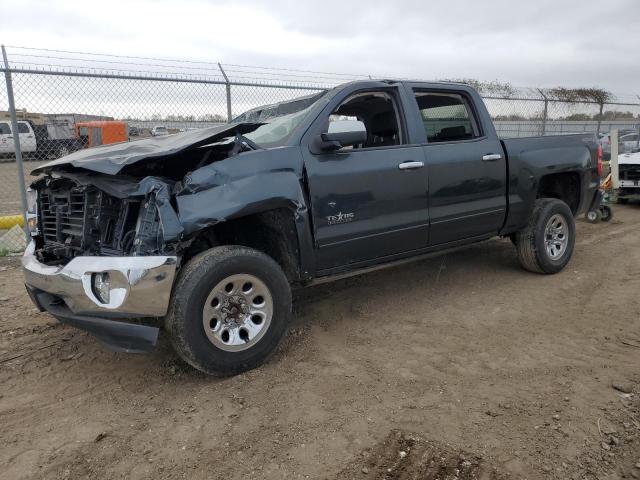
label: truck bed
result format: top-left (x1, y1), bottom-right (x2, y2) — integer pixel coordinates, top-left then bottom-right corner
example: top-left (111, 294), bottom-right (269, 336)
top-left (499, 133), bottom-right (600, 233)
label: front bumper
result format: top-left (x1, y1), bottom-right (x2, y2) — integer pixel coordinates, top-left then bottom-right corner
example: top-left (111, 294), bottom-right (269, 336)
top-left (22, 242), bottom-right (178, 352)
top-left (27, 289), bottom-right (161, 353)
top-left (22, 241), bottom-right (177, 317)
top-left (619, 180), bottom-right (640, 188)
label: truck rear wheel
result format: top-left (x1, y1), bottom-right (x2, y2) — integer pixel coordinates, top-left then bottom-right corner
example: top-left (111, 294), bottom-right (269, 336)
top-left (165, 246), bottom-right (291, 376)
top-left (515, 198), bottom-right (575, 274)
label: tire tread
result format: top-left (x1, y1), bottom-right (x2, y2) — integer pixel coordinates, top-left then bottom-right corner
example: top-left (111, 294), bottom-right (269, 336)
top-left (165, 246), bottom-right (291, 376)
top-left (515, 198), bottom-right (575, 274)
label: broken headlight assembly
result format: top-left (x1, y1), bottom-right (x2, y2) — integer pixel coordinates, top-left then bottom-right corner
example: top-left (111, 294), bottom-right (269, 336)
top-left (26, 187), bottom-right (38, 236)
top-left (91, 272), bottom-right (111, 304)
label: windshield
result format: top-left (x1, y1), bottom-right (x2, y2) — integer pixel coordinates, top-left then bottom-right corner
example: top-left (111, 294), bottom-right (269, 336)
top-left (243, 106), bottom-right (315, 148)
top-left (237, 91), bottom-right (326, 148)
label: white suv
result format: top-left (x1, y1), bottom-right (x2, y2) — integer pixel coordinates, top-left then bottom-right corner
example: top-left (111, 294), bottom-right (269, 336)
top-left (151, 126), bottom-right (169, 137)
top-left (0, 120), bottom-right (37, 157)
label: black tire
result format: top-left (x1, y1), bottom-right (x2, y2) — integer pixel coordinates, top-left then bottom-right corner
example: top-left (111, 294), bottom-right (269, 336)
top-left (515, 198), bottom-right (576, 274)
top-left (617, 197), bottom-right (629, 205)
top-left (165, 246), bottom-right (291, 376)
top-left (599, 205), bottom-right (613, 222)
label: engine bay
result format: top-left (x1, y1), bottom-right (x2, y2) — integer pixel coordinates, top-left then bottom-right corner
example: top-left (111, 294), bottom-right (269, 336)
top-left (33, 177), bottom-right (163, 264)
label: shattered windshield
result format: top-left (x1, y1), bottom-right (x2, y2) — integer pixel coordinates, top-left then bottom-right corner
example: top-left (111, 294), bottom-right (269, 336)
top-left (243, 107), bottom-right (314, 148)
top-left (237, 91), bottom-right (326, 148)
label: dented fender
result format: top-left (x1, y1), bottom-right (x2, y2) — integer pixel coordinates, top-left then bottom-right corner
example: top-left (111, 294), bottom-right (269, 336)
top-left (175, 147), bottom-right (307, 234)
top-left (177, 171), bottom-right (307, 234)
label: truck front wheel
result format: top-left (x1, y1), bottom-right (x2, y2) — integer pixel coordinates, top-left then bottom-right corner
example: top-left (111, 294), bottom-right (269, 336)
top-left (515, 198), bottom-right (576, 274)
top-left (165, 246), bottom-right (291, 376)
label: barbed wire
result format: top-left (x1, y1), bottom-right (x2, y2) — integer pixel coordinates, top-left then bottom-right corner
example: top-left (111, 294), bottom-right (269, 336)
top-left (4, 45), bottom-right (640, 105)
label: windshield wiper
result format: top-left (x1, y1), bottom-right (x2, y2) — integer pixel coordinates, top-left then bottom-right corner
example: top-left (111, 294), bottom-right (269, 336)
top-left (236, 133), bottom-right (260, 151)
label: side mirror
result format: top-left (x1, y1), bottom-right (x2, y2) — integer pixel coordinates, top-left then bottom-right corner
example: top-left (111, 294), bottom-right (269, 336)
top-left (316, 120), bottom-right (367, 152)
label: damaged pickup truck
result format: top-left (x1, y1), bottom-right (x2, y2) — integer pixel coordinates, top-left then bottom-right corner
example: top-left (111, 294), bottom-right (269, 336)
top-left (23, 80), bottom-right (602, 375)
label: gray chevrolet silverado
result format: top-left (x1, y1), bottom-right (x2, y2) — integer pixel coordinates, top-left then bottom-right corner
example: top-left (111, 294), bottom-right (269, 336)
top-left (22, 80), bottom-right (602, 375)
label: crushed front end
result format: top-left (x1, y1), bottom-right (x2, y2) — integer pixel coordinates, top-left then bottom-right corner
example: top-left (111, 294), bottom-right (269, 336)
top-left (23, 175), bottom-right (178, 352)
top-left (20, 121), bottom-right (290, 353)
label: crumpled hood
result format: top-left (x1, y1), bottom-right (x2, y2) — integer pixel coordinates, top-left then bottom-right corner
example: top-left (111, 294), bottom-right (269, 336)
top-left (31, 122), bottom-right (263, 176)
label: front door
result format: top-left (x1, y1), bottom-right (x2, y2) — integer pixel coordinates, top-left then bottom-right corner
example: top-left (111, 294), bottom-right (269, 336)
top-left (0, 122), bottom-right (12, 154)
top-left (302, 87), bottom-right (429, 271)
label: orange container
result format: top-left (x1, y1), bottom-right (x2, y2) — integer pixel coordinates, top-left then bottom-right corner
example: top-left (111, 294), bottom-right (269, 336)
top-left (75, 121), bottom-right (128, 148)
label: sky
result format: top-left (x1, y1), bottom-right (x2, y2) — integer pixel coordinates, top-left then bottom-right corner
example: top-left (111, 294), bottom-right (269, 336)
top-left (1, 0), bottom-right (638, 95)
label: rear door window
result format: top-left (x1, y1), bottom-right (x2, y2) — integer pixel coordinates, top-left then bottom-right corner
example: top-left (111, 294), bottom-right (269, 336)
top-left (413, 91), bottom-right (481, 143)
top-left (17, 123), bottom-right (30, 133)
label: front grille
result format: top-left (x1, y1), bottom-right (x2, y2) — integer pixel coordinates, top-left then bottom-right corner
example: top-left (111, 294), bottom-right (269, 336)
top-left (35, 180), bottom-right (145, 262)
top-left (39, 187), bottom-right (87, 252)
top-left (40, 189), bottom-right (86, 246)
top-left (620, 165), bottom-right (640, 182)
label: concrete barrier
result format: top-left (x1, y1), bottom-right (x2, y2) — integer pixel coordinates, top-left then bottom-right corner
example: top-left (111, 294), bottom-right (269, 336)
top-left (0, 215), bottom-right (24, 229)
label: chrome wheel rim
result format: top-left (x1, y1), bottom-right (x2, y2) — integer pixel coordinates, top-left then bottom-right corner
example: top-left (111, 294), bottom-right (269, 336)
top-left (202, 274), bottom-right (273, 352)
top-left (544, 214), bottom-right (568, 260)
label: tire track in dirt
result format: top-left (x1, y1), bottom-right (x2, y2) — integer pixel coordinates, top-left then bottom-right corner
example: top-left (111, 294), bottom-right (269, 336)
top-left (1, 206), bottom-right (640, 479)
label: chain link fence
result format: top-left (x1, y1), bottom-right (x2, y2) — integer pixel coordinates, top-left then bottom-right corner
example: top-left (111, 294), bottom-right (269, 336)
top-left (1, 45), bottom-right (640, 253)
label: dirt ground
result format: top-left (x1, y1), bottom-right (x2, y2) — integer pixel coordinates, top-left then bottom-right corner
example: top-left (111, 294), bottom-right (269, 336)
top-left (1, 205), bottom-right (639, 480)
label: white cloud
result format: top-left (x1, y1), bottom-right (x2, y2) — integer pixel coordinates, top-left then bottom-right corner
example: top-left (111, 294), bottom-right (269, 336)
top-left (1, 0), bottom-right (638, 93)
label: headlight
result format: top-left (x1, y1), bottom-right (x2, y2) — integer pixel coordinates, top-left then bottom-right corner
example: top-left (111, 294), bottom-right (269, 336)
top-left (26, 188), bottom-right (38, 235)
top-left (92, 272), bottom-right (111, 304)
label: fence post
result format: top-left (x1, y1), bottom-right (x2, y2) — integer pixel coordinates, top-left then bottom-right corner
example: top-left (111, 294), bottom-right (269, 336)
top-left (596, 102), bottom-right (604, 136)
top-left (1, 45), bottom-right (29, 238)
top-left (537, 89), bottom-right (548, 136)
top-left (610, 130), bottom-right (619, 190)
top-left (218, 63), bottom-right (232, 122)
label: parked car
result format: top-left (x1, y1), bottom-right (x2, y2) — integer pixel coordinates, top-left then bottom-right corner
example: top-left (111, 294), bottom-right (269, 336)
top-left (0, 120), bottom-right (86, 159)
top-left (23, 80), bottom-right (601, 376)
top-left (0, 120), bottom-right (37, 157)
top-left (599, 129), bottom-right (637, 159)
top-left (151, 125), bottom-right (169, 136)
top-left (619, 132), bottom-right (640, 153)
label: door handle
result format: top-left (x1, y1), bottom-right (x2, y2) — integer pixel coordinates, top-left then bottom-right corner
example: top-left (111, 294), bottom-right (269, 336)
top-left (398, 161), bottom-right (424, 170)
top-left (482, 154), bottom-right (502, 161)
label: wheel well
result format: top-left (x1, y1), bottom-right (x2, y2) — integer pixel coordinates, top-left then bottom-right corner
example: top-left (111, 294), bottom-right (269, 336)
top-left (537, 172), bottom-right (581, 214)
top-left (182, 208), bottom-right (302, 283)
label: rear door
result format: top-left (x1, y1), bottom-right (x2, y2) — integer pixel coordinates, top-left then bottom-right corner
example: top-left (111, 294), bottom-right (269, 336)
top-left (90, 126), bottom-right (103, 147)
top-left (409, 87), bottom-right (507, 245)
top-left (16, 121), bottom-right (37, 153)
